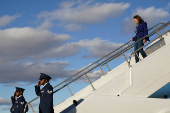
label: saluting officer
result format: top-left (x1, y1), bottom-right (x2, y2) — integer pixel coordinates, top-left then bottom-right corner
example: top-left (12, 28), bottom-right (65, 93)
top-left (35, 73), bottom-right (54, 113)
top-left (10, 87), bottom-right (28, 113)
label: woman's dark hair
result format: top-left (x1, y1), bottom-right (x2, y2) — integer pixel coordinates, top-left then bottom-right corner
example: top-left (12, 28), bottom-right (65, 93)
top-left (133, 15), bottom-right (144, 24)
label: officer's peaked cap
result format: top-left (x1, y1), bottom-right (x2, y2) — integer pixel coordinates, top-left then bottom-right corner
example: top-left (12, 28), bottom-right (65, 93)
top-left (39, 73), bottom-right (52, 80)
top-left (15, 87), bottom-right (25, 92)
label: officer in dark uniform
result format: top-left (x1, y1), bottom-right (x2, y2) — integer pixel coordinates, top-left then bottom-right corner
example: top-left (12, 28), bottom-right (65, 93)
top-left (10, 87), bottom-right (28, 113)
top-left (35, 73), bottom-right (54, 113)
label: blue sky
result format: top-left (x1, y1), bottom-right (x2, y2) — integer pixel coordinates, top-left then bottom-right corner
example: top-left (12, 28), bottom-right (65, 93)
top-left (0, 0), bottom-right (170, 113)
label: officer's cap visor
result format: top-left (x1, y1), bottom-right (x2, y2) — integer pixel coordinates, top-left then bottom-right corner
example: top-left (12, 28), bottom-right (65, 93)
top-left (39, 78), bottom-right (44, 80)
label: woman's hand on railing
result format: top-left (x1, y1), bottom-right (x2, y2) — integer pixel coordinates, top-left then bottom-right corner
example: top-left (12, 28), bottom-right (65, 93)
top-left (129, 39), bottom-right (133, 42)
top-left (143, 39), bottom-right (146, 44)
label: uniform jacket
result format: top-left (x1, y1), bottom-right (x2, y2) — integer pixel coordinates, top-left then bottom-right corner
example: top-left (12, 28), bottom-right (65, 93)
top-left (10, 96), bottom-right (28, 113)
top-left (35, 83), bottom-right (54, 113)
top-left (132, 22), bottom-right (150, 42)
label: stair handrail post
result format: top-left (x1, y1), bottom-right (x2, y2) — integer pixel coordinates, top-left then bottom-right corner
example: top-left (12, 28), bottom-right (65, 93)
top-left (105, 63), bottom-right (111, 71)
top-left (65, 81), bottom-right (74, 96)
top-left (29, 103), bottom-right (35, 113)
top-left (85, 74), bottom-right (95, 91)
top-left (97, 62), bottom-right (105, 75)
top-left (122, 52), bottom-right (131, 68)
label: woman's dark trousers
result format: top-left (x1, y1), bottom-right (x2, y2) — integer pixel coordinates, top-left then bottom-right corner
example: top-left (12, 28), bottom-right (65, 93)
top-left (134, 36), bottom-right (147, 63)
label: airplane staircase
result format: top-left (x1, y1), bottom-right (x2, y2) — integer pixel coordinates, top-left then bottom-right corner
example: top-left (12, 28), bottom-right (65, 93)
top-left (25, 21), bottom-right (170, 113)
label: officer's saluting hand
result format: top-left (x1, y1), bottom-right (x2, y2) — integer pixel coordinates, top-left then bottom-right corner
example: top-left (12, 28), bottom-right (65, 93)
top-left (35, 73), bottom-right (54, 113)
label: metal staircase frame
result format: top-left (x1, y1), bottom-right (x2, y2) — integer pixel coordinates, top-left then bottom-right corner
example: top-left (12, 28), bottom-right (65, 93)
top-left (24, 21), bottom-right (170, 113)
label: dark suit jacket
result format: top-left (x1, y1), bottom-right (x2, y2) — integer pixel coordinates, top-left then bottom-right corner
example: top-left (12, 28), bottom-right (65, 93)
top-left (132, 22), bottom-right (150, 42)
top-left (35, 83), bottom-right (54, 113)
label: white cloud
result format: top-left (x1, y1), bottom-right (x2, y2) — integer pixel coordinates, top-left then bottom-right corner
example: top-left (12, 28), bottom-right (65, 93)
top-left (166, 3), bottom-right (170, 9)
top-left (4, 83), bottom-right (31, 87)
top-left (63, 23), bottom-right (84, 31)
top-left (122, 7), bottom-right (170, 33)
top-left (38, 1), bottom-right (130, 31)
top-left (76, 70), bottom-right (105, 83)
top-left (1, 106), bottom-right (11, 111)
top-left (46, 38), bottom-right (123, 58)
top-left (0, 27), bottom-right (121, 60)
top-left (0, 61), bottom-right (72, 83)
top-left (0, 97), bottom-right (11, 105)
top-left (37, 20), bottom-right (54, 29)
top-left (0, 27), bottom-right (74, 84)
top-left (0, 60), bottom-right (105, 84)
top-left (0, 27), bottom-right (71, 63)
top-left (86, 40), bottom-right (123, 58)
top-left (0, 14), bottom-right (21, 28)
top-left (29, 103), bottom-right (39, 107)
top-left (0, 37), bottom-right (122, 84)
top-left (0, 26), bottom-right (122, 84)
